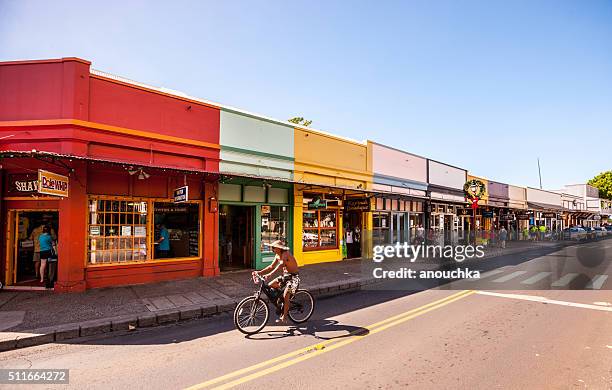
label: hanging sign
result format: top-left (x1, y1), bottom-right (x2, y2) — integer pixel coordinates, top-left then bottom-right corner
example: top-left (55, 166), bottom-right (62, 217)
top-left (542, 212), bottom-right (557, 219)
top-left (344, 198), bottom-right (371, 212)
top-left (307, 197), bottom-right (327, 210)
top-left (38, 170), bottom-right (69, 197)
top-left (516, 211), bottom-right (531, 220)
top-left (8, 174), bottom-right (39, 194)
top-left (482, 211), bottom-right (494, 218)
top-left (457, 208), bottom-right (471, 216)
top-left (499, 214), bottom-right (515, 221)
top-left (173, 186), bottom-right (189, 203)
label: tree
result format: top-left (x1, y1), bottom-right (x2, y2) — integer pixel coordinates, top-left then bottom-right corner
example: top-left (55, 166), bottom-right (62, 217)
top-left (288, 117), bottom-right (312, 127)
top-left (588, 171), bottom-right (612, 199)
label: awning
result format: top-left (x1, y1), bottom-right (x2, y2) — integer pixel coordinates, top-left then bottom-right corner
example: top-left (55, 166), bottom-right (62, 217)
top-left (0, 150), bottom-right (217, 176)
top-left (527, 201), bottom-right (564, 211)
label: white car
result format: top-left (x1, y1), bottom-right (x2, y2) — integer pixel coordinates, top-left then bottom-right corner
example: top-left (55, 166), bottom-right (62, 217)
top-left (593, 227), bottom-right (608, 238)
top-left (562, 227), bottom-right (587, 241)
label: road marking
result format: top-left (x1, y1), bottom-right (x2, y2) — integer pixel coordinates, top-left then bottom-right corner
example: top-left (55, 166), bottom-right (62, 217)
top-left (551, 273), bottom-right (579, 287)
top-left (467, 269), bottom-right (504, 281)
top-left (184, 290), bottom-right (474, 390)
top-left (585, 275), bottom-right (608, 290)
top-left (520, 272), bottom-right (552, 285)
top-left (492, 271), bottom-right (527, 283)
top-left (475, 291), bottom-right (612, 312)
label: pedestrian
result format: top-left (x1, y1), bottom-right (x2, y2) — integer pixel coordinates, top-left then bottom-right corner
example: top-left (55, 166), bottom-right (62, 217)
top-left (38, 226), bottom-right (53, 284)
top-left (499, 226), bottom-right (508, 249)
top-left (155, 223), bottom-right (170, 258)
top-left (29, 219), bottom-right (57, 281)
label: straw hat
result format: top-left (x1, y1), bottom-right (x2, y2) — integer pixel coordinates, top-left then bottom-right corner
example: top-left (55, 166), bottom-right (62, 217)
top-left (265, 240), bottom-right (289, 251)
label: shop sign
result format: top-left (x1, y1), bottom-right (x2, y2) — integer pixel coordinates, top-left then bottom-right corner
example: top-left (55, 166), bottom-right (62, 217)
top-left (457, 208), bottom-right (471, 216)
top-left (593, 215), bottom-right (602, 221)
top-left (173, 186), bottom-right (189, 203)
top-left (8, 174), bottom-right (39, 194)
top-left (344, 198), bottom-right (370, 212)
top-left (134, 226), bottom-right (147, 237)
top-left (121, 226), bottom-right (132, 236)
top-left (307, 197), bottom-right (327, 210)
top-left (516, 211), bottom-right (531, 220)
top-left (499, 214), bottom-right (515, 221)
top-left (38, 169), bottom-right (69, 197)
top-left (542, 212), bottom-right (558, 219)
top-left (482, 211), bottom-right (494, 218)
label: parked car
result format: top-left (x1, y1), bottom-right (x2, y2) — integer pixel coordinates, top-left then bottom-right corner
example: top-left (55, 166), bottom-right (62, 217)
top-left (582, 227), bottom-right (596, 240)
top-left (604, 225), bottom-right (612, 233)
top-left (593, 227), bottom-right (608, 238)
top-left (562, 227), bottom-right (587, 241)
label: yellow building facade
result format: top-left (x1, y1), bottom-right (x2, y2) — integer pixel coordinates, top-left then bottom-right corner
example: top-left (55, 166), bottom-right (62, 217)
top-left (293, 128), bottom-right (373, 265)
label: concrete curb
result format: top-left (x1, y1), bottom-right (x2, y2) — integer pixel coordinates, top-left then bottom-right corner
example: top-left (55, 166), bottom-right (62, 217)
top-left (0, 278), bottom-right (380, 353)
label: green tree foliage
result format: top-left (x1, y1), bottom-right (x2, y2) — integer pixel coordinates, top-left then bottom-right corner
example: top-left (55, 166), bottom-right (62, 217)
top-left (588, 171), bottom-right (612, 199)
top-left (288, 117), bottom-right (312, 127)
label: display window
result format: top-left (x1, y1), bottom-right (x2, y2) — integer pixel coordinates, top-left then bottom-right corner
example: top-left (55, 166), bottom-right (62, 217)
top-left (261, 205), bottom-right (289, 252)
top-left (373, 212), bottom-right (390, 245)
top-left (87, 197), bottom-right (201, 265)
top-left (153, 202), bottom-right (200, 259)
top-left (303, 209), bottom-right (338, 250)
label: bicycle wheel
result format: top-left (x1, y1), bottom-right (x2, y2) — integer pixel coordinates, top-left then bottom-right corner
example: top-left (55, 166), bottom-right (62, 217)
top-left (234, 296), bottom-right (269, 335)
top-left (288, 290), bottom-right (315, 324)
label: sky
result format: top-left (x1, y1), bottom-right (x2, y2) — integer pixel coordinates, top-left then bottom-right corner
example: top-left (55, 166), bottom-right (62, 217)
top-left (1, 0), bottom-right (611, 189)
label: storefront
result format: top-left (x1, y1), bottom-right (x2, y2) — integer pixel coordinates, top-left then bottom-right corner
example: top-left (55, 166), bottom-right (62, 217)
top-left (368, 141), bottom-right (428, 245)
top-left (218, 179), bottom-right (292, 271)
top-left (372, 196), bottom-right (425, 245)
top-left (0, 57), bottom-right (221, 291)
top-left (293, 128), bottom-right (373, 265)
top-left (1, 156), bottom-right (219, 291)
top-left (217, 106), bottom-right (295, 270)
top-left (427, 160), bottom-right (468, 244)
top-left (526, 188), bottom-right (563, 232)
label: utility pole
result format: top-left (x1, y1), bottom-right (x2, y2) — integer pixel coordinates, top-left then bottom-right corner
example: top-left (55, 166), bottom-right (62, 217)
top-left (537, 158), bottom-right (542, 189)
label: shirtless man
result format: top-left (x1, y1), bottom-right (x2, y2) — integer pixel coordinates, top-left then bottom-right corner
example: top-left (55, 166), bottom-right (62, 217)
top-left (254, 240), bottom-right (299, 323)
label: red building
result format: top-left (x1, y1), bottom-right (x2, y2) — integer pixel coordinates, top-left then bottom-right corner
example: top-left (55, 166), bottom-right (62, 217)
top-left (0, 57), bottom-right (221, 292)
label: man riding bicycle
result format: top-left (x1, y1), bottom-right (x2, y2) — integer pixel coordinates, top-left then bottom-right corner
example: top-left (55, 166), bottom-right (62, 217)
top-left (254, 240), bottom-right (299, 323)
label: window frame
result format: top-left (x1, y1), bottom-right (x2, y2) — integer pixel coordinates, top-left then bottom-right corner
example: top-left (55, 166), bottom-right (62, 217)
top-left (302, 208), bottom-right (339, 251)
top-left (86, 195), bottom-right (203, 267)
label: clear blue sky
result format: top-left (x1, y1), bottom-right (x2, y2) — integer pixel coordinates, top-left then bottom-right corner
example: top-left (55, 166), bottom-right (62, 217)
top-left (1, 0), bottom-right (611, 189)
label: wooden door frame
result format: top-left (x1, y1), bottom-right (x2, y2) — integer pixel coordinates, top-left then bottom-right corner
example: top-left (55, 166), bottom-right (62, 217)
top-left (5, 208), bottom-right (59, 286)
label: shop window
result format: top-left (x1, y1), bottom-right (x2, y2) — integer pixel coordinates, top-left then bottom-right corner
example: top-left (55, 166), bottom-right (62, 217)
top-left (153, 202), bottom-right (200, 259)
top-left (376, 197), bottom-right (384, 210)
top-left (373, 212), bottom-right (390, 245)
top-left (88, 199), bottom-right (149, 264)
top-left (261, 205), bottom-right (289, 252)
top-left (303, 209), bottom-right (338, 250)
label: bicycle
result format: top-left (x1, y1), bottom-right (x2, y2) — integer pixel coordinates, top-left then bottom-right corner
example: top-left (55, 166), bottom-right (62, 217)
top-left (233, 273), bottom-right (315, 335)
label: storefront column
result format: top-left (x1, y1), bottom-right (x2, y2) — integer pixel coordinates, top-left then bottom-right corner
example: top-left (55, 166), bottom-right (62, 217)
top-left (293, 188), bottom-right (304, 266)
top-left (202, 181), bottom-right (219, 277)
top-left (56, 161), bottom-right (87, 292)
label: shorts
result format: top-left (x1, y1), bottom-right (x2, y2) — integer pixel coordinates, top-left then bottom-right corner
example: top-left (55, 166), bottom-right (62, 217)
top-left (273, 273), bottom-right (300, 295)
top-left (40, 250), bottom-right (52, 261)
top-left (33, 252), bottom-right (41, 262)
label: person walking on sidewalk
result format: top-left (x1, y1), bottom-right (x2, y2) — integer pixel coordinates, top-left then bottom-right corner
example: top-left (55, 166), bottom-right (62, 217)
top-left (499, 226), bottom-right (508, 249)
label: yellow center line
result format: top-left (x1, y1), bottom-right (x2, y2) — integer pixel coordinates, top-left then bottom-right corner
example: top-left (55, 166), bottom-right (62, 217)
top-left (185, 290), bottom-right (474, 390)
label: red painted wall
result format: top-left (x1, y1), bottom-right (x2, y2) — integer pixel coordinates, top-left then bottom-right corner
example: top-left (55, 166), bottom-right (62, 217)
top-left (89, 77), bottom-right (220, 145)
top-left (0, 58), bottom-right (90, 121)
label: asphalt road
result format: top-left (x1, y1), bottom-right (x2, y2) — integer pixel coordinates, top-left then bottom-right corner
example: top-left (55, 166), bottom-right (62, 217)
top-left (1, 240), bottom-right (611, 390)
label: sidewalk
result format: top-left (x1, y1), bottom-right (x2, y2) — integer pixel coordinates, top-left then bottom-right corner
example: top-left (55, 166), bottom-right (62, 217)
top-left (0, 239), bottom-right (567, 352)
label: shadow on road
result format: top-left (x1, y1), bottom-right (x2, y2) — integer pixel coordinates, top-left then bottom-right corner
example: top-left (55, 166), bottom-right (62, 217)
top-left (246, 319), bottom-right (369, 341)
